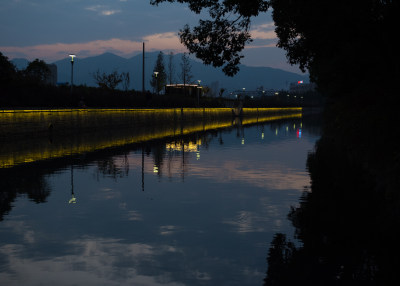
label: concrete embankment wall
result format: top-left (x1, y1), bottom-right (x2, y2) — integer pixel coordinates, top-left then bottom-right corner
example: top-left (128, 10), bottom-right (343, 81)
top-left (0, 107), bottom-right (302, 168)
top-left (0, 108), bottom-right (301, 140)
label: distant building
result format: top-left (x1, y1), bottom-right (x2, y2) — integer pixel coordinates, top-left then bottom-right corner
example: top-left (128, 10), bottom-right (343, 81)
top-left (289, 81), bottom-right (316, 93)
top-left (165, 84), bottom-right (203, 97)
top-left (45, 64), bottom-right (57, 85)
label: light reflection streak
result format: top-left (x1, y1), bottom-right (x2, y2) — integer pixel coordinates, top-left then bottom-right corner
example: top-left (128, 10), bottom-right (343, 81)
top-left (187, 162), bottom-right (310, 191)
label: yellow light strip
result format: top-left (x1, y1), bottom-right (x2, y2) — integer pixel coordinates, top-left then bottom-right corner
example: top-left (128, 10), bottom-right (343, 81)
top-left (1, 109), bottom-right (302, 169)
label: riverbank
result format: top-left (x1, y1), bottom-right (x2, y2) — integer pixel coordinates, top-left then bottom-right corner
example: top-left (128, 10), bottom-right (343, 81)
top-left (0, 107), bottom-right (303, 168)
top-left (0, 107), bottom-right (301, 140)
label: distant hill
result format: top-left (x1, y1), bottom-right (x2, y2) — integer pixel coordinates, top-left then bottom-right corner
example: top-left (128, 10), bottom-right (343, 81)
top-left (13, 52), bottom-right (309, 92)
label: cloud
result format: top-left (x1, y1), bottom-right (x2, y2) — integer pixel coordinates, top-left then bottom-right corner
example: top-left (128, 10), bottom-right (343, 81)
top-left (249, 22), bottom-right (277, 41)
top-left (143, 32), bottom-right (186, 52)
top-left (0, 33), bottom-right (186, 62)
top-left (101, 10), bottom-right (121, 16)
top-left (85, 5), bottom-right (121, 16)
top-left (0, 238), bottom-right (184, 286)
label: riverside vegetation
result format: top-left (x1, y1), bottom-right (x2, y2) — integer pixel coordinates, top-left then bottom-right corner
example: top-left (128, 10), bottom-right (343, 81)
top-left (0, 52), bottom-right (322, 109)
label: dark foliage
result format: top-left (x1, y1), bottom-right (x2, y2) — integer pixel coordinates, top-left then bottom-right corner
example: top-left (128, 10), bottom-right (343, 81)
top-left (24, 59), bottom-right (50, 84)
top-left (150, 52), bottom-right (167, 93)
top-left (151, 1), bottom-right (399, 101)
top-left (150, 0), bottom-right (269, 75)
top-left (2, 50), bottom-right (317, 108)
top-left (271, 0), bottom-right (400, 98)
top-left (0, 52), bottom-right (18, 84)
top-left (264, 101), bottom-right (400, 285)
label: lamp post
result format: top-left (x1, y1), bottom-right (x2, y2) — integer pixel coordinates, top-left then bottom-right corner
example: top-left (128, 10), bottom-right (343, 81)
top-left (153, 71), bottom-right (159, 95)
top-left (69, 54), bottom-right (76, 94)
top-left (197, 80), bottom-right (201, 106)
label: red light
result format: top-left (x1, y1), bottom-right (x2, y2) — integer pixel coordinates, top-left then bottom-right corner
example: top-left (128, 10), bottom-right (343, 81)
top-left (297, 129), bottom-right (302, 138)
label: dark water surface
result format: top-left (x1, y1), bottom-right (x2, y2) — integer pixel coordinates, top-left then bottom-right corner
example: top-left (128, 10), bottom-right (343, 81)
top-left (0, 117), bottom-right (320, 285)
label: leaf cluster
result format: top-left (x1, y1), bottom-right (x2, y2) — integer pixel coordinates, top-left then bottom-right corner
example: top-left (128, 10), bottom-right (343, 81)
top-left (150, 1), bottom-right (269, 76)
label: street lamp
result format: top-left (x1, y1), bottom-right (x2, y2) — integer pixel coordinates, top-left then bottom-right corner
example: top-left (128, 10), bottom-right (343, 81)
top-left (69, 54), bottom-right (76, 94)
top-left (197, 80), bottom-right (201, 106)
top-left (153, 71), bottom-right (159, 95)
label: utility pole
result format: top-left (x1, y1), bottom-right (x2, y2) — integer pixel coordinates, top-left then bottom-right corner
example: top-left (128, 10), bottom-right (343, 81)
top-left (142, 42), bottom-right (145, 94)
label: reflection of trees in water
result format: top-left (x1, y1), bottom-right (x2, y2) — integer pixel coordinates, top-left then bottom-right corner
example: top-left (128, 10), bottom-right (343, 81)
top-left (0, 124), bottom-right (234, 220)
top-left (1, 116), bottom-right (306, 224)
top-left (96, 153), bottom-right (130, 180)
top-left (264, 107), bottom-right (400, 285)
top-left (0, 166), bottom-right (51, 221)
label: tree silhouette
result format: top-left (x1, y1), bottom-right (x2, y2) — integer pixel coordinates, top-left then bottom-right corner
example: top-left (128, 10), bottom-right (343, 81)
top-left (271, 0), bottom-right (399, 97)
top-left (24, 59), bottom-right (50, 84)
top-left (150, 0), bottom-right (269, 76)
top-left (150, 51), bottom-right (167, 94)
top-left (180, 52), bottom-right (193, 85)
top-left (151, 0), bottom-right (399, 98)
top-left (167, 51), bottom-right (175, 84)
top-left (264, 103), bottom-right (400, 285)
top-left (93, 70), bottom-right (123, 90)
top-left (0, 52), bottom-right (17, 85)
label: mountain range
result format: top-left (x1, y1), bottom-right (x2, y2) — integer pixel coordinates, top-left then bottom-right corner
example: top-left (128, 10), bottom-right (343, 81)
top-left (12, 52), bottom-right (309, 92)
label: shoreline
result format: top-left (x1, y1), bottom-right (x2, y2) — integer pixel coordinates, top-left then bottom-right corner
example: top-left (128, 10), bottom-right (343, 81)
top-left (0, 108), bottom-right (303, 169)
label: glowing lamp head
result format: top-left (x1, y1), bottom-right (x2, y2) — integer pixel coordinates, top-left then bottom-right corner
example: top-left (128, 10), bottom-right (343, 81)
top-left (69, 54), bottom-right (76, 62)
top-left (154, 71), bottom-right (159, 77)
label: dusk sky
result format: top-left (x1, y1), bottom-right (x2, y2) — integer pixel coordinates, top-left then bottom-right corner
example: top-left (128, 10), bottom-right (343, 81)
top-left (0, 0), bottom-right (302, 73)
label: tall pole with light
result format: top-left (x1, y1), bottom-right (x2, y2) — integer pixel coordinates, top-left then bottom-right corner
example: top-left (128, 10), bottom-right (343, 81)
top-left (197, 80), bottom-right (201, 106)
top-left (69, 54), bottom-right (76, 94)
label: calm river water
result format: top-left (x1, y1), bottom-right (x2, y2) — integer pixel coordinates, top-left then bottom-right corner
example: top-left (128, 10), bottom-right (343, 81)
top-left (0, 115), bottom-right (321, 285)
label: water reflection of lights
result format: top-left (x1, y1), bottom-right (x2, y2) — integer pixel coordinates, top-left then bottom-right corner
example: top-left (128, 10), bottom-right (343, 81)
top-left (261, 132), bottom-right (265, 140)
top-left (153, 165), bottom-right (159, 173)
top-left (166, 140), bottom-right (202, 152)
top-left (69, 195), bottom-right (77, 204)
top-left (241, 138), bottom-right (245, 145)
top-left (297, 129), bottom-right (302, 138)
